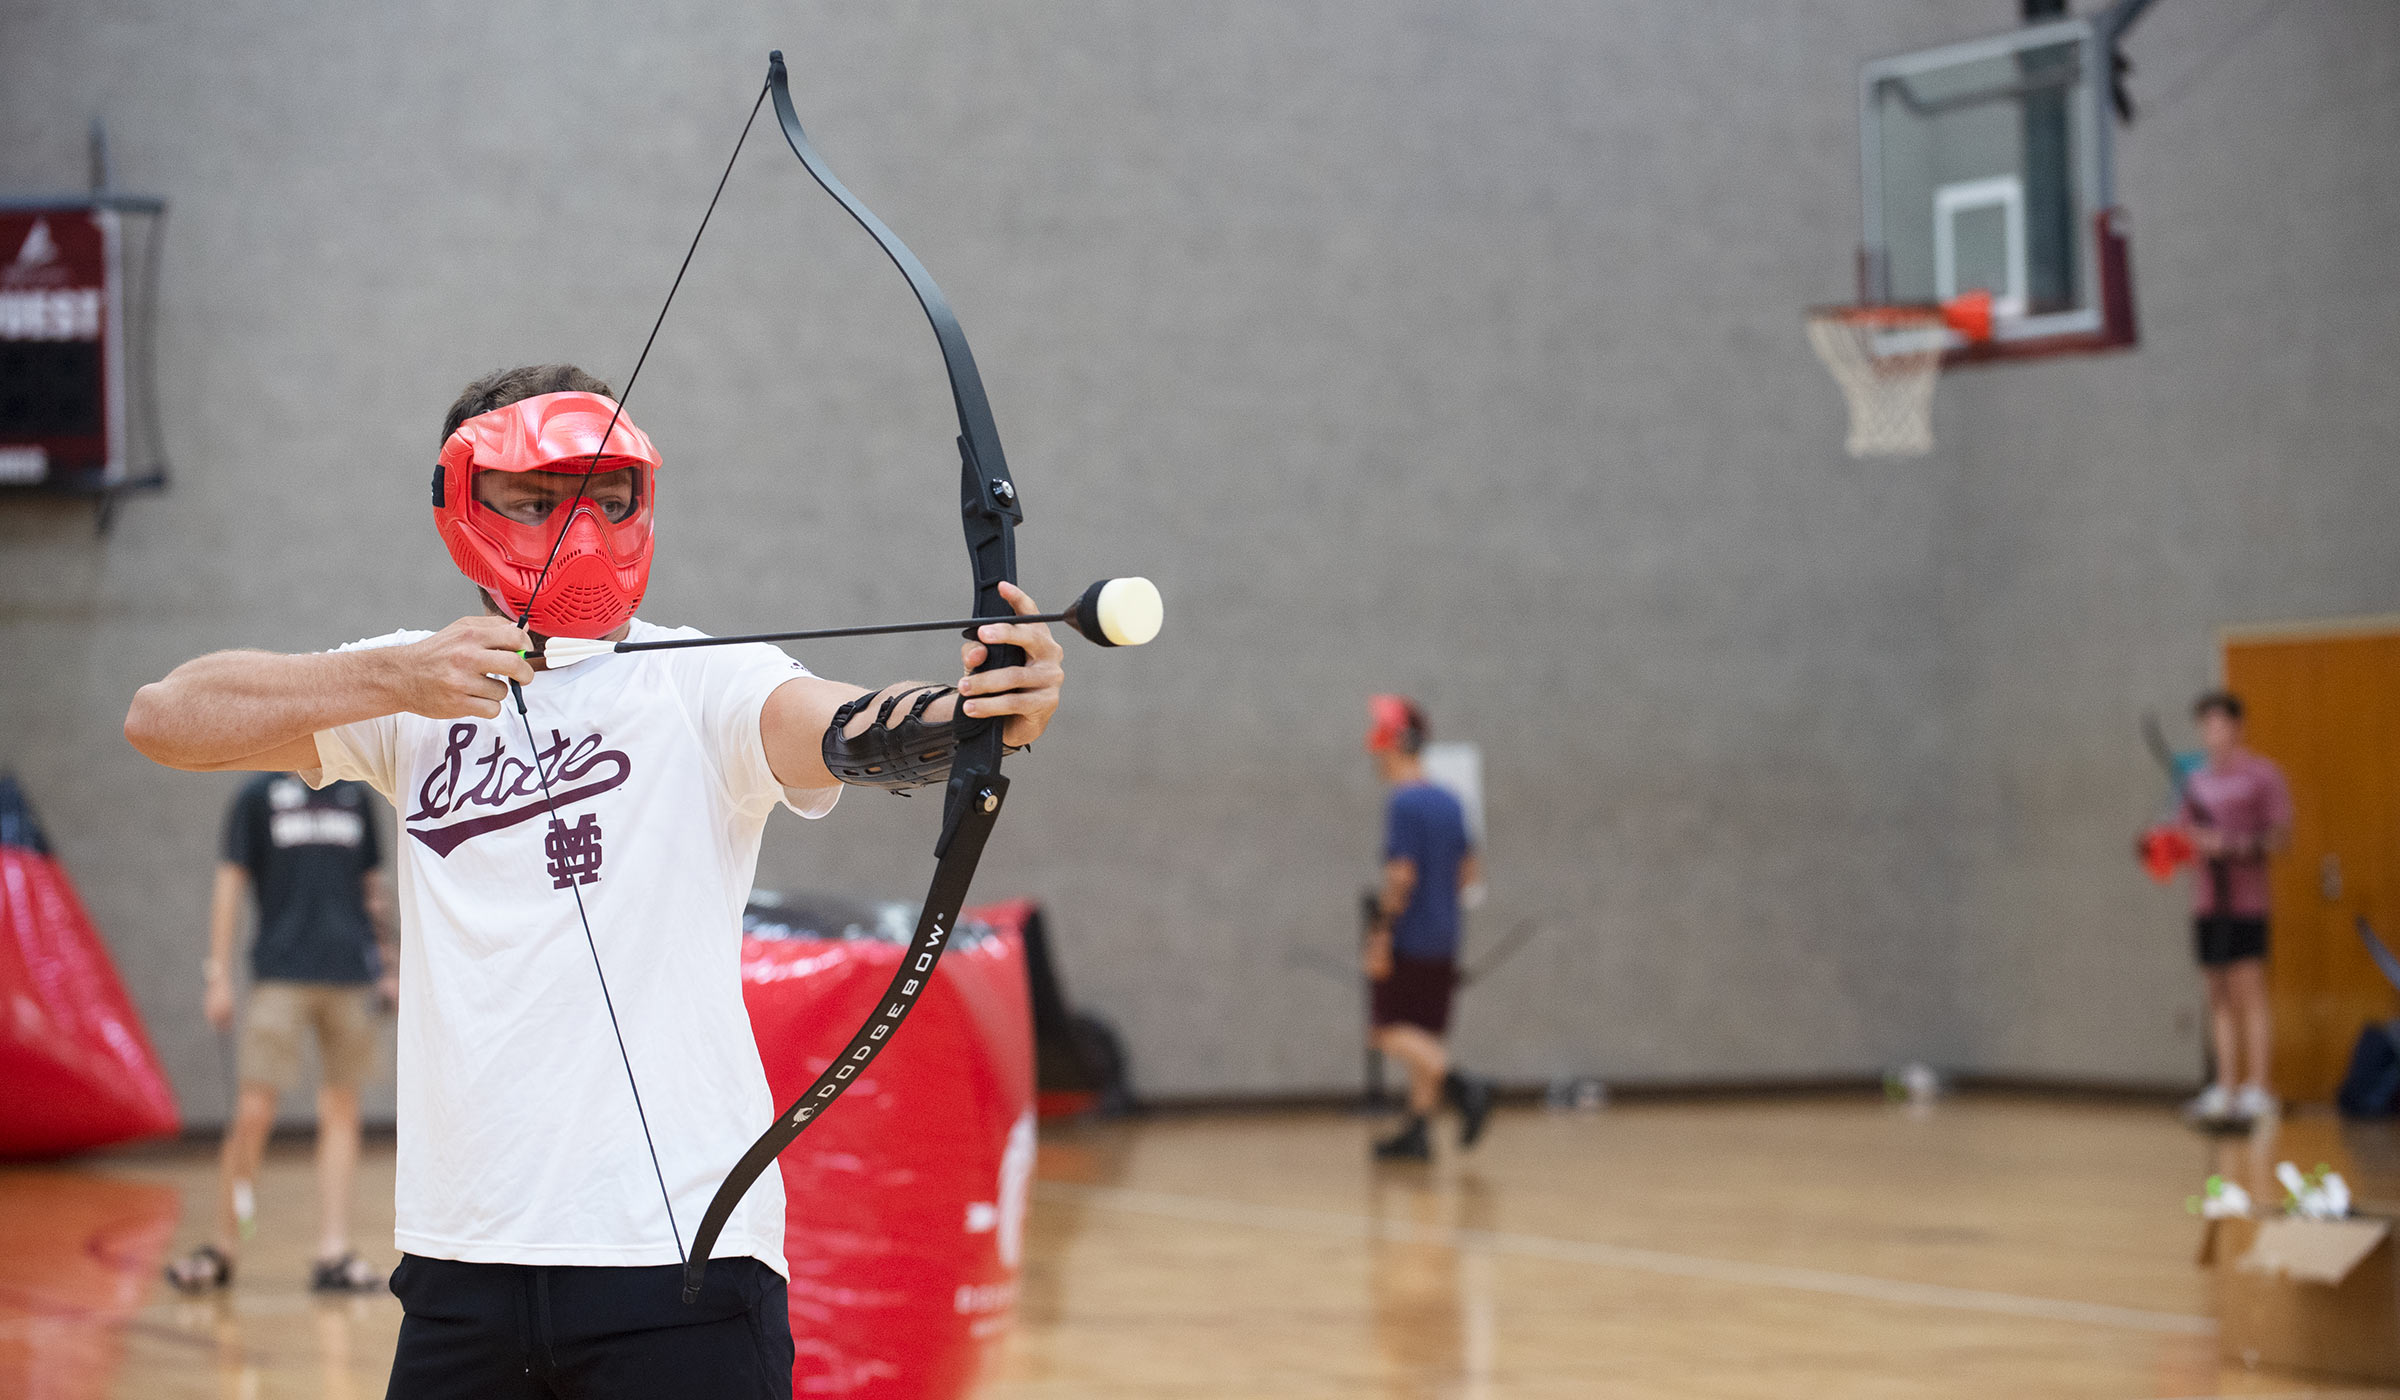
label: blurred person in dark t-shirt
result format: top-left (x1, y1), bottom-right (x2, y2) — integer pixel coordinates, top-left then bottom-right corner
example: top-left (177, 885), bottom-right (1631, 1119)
top-left (1363, 696), bottom-right (1493, 1162)
top-left (166, 773), bottom-right (395, 1294)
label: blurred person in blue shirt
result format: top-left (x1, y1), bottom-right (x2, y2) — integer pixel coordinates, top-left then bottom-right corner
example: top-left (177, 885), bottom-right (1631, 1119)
top-left (1362, 695), bottom-right (1492, 1162)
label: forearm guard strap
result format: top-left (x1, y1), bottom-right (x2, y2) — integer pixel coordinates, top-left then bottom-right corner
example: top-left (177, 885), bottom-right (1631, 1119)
top-left (823, 685), bottom-right (991, 792)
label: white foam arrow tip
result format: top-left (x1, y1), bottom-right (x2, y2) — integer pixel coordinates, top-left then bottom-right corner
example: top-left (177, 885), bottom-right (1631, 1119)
top-left (1091, 576), bottom-right (1164, 646)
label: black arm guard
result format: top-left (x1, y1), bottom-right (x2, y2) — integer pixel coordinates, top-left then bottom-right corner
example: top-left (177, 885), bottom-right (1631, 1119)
top-left (822, 685), bottom-right (995, 792)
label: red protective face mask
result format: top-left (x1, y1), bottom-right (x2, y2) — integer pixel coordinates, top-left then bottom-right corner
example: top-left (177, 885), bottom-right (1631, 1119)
top-left (432, 392), bottom-right (662, 639)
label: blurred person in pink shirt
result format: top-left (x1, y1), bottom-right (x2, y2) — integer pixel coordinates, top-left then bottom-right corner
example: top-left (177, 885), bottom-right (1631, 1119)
top-left (2176, 691), bottom-right (2292, 1129)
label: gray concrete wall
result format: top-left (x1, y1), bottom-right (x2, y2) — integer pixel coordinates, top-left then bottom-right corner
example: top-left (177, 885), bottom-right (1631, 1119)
top-left (1940, 0), bottom-right (2400, 1082)
top-left (1, 1), bottom-right (2391, 1129)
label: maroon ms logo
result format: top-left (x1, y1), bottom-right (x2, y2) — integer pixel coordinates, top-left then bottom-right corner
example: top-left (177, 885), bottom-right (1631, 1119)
top-left (406, 723), bottom-right (630, 858)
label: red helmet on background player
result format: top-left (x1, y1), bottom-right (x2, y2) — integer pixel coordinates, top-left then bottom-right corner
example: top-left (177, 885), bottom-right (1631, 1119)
top-left (432, 391), bottom-right (661, 639)
top-left (1366, 694), bottom-right (1427, 755)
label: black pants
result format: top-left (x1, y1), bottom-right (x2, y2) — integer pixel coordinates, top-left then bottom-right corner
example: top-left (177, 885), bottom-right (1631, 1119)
top-left (385, 1254), bottom-right (793, 1400)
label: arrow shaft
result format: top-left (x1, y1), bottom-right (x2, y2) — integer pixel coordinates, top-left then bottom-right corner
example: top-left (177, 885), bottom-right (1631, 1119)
top-left (606, 610), bottom-right (1071, 654)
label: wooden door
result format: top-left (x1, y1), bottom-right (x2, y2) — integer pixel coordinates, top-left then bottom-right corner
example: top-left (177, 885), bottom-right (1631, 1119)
top-left (2224, 623), bottom-right (2400, 1104)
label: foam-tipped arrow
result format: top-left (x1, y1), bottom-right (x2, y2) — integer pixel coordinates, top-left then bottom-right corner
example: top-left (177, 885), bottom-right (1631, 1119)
top-left (539, 576), bottom-right (1164, 668)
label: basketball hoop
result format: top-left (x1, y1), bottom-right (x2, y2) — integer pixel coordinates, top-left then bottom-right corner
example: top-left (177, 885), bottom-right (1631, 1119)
top-left (1806, 291), bottom-right (1992, 458)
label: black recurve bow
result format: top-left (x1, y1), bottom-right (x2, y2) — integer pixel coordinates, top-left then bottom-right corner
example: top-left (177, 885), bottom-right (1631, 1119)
top-left (500, 49), bottom-right (1031, 1306)
top-left (2143, 711), bottom-right (2231, 917)
top-left (675, 50), bottom-right (1025, 1303)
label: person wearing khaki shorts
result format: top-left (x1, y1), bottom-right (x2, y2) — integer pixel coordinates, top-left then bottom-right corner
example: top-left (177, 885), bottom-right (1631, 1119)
top-left (241, 982), bottom-right (381, 1101)
top-left (166, 773), bottom-right (395, 1295)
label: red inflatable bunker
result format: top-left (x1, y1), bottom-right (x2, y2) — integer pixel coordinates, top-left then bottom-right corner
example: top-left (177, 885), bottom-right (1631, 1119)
top-left (0, 775), bottom-right (179, 1159)
top-left (742, 895), bottom-right (1037, 1399)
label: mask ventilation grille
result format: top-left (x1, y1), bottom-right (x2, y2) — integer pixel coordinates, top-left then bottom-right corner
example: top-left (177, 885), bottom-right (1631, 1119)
top-left (550, 581), bottom-right (623, 631)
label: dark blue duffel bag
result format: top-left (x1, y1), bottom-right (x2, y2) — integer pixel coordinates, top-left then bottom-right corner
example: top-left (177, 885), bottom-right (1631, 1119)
top-left (2338, 1019), bottom-right (2400, 1117)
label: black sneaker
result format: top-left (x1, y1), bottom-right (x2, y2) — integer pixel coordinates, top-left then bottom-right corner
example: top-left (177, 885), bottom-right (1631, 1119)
top-left (164, 1243), bottom-right (234, 1295)
top-left (310, 1252), bottom-right (383, 1293)
top-left (1373, 1116), bottom-right (1432, 1162)
top-left (1450, 1074), bottom-right (1494, 1150)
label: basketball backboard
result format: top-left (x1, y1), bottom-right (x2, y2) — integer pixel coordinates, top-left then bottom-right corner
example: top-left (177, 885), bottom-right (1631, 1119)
top-left (1857, 16), bottom-right (2136, 362)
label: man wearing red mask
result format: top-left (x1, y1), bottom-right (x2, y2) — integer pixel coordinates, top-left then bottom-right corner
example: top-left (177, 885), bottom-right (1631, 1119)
top-left (125, 364), bottom-right (1067, 1398)
top-left (1362, 695), bottom-right (1492, 1163)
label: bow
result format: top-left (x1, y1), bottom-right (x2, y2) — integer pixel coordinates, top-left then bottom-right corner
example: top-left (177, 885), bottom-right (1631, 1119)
top-left (498, 49), bottom-right (1042, 1306)
top-left (677, 50), bottom-right (1028, 1303)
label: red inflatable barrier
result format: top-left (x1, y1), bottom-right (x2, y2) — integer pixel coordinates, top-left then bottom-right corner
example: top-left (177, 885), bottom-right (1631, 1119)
top-left (0, 775), bottom-right (180, 1159)
top-left (743, 896), bottom-right (1036, 1399)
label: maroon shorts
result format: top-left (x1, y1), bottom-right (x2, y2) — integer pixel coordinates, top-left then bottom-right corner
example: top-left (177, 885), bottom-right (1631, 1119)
top-left (1371, 954), bottom-right (1459, 1035)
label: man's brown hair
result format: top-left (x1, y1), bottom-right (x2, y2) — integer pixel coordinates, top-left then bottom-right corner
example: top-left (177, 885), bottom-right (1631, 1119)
top-left (440, 364), bottom-right (614, 442)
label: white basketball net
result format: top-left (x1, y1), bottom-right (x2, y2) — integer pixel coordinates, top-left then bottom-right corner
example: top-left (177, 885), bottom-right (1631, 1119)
top-left (1806, 307), bottom-right (1951, 458)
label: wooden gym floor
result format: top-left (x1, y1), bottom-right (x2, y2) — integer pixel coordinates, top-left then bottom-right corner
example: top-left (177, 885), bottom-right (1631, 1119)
top-left (6, 1095), bottom-right (2398, 1399)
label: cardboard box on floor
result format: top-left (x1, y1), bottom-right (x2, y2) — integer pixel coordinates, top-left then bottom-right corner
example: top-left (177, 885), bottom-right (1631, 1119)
top-left (2202, 1214), bottom-right (2400, 1380)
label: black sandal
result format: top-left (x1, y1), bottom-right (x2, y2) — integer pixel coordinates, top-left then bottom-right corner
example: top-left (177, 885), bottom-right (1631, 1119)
top-left (310, 1251), bottom-right (382, 1293)
top-left (164, 1243), bottom-right (234, 1294)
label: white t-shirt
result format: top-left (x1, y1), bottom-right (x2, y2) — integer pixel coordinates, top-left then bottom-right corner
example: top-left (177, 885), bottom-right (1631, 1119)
top-left (308, 619), bottom-right (840, 1274)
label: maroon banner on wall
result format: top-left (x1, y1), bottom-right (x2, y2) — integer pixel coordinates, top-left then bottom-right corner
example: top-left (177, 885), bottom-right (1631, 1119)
top-left (0, 207), bottom-right (122, 487)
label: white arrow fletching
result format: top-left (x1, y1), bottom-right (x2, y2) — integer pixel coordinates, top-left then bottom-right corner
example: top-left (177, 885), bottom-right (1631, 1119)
top-left (540, 637), bottom-right (621, 668)
top-left (1094, 577), bottom-right (1164, 647)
